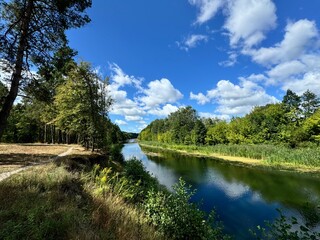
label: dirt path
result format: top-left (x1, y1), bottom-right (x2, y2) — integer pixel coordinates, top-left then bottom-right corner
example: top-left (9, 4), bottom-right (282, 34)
top-left (0, 146), bottom-right (73, 182)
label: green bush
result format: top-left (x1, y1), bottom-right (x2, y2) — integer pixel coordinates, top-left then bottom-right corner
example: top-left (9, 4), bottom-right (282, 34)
top-left (144, 178), bottom-right (229, 240)
top-left (123, 158), bottom-right (159, 202)
top-left (251, 210), bottom-right (320, 240)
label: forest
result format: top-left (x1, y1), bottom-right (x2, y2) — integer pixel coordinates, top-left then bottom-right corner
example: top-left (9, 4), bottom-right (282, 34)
top-left (139, 89), bottom-right (320, 148)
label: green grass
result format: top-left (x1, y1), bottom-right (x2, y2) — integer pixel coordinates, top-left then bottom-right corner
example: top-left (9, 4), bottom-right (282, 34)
top-left (0, 154), bottom-right (162, 240)
top-left (139, 141), bottom-right (320, 170)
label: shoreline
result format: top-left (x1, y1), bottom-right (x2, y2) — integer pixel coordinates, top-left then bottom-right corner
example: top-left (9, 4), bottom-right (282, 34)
top-left (139, 142), bottom-right (320, 176)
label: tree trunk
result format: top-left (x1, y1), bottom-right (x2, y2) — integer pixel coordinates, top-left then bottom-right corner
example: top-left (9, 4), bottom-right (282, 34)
top-left (0, 0), bottom-right (34, 139)
top-left (44, 124), bottom-right (47, 143)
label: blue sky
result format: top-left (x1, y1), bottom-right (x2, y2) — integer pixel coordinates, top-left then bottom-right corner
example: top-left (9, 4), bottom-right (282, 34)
top-left (66, 0), bottom-right (320, 133)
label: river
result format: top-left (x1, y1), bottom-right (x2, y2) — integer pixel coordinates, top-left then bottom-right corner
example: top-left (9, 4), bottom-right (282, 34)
top-left (121, 143), bottom-right (320, 239)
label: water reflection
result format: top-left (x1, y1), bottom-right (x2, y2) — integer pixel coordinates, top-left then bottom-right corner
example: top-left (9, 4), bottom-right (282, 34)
top-left (122, 143), bottom-right (320, 239)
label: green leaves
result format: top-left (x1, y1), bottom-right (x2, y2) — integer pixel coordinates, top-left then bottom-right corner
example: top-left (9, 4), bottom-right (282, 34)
top-left (145, 178), bottom-right (229, 240)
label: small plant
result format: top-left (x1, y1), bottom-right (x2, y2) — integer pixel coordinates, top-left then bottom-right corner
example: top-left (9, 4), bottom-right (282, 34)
top-left (145, 178), bottom-right (229, 240)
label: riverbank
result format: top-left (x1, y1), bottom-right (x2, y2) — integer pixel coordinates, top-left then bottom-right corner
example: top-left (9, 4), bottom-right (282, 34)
top-left (0, 144), bottom-right (161, 240)
top-left (139, 141), bottom-right (320, 175)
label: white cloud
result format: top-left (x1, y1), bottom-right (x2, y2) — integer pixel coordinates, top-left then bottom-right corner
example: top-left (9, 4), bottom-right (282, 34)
top-left (224, 0), bottom-right (277, 47)
top-left (189, 0), bottom-right (224, 25)
top-left (109, 63), bottom-right (142, 89)
top-left (191, 79), bottom-right (278, 115)
top-left (219, 52), bottom-right (238, 67)
top-left (185, 34), bottom-right (208, 48)
top-left (108, 65), bottom-right (183, 129)
top-left (199, 112), bottom-right (230, 120)
top-left (139, 78), bottom-right (183, 109)
top-left (190, 92), bottom-right (210, 105)
top-left (125, 115), bottom-right (143, 121)
top-left (245, 19), bottom-right (319, 66)
top-left (281, 71), bottom-right (320, 96)
top-left (115, 119), bottom-right (127, 125)
top-left (177, 34), bottom-right (208, 51)
top-left (267, 60), bottom-right (306, 80)
top-left (189, 0), bottom-right (276, 47)
top-left (148, 104), bottom-right (179, 117)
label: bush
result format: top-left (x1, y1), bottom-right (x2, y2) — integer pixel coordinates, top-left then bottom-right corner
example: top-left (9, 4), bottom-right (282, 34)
top-left (123, 158), bottom-right (159, 201)
top-left (145, 178), bottom-right (229, 240)
top-left (251, 209), bottom-right (320, 240)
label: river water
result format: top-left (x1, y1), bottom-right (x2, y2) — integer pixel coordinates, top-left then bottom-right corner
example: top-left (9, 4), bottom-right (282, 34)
top-left (121, 143), bottom-right (320, 239)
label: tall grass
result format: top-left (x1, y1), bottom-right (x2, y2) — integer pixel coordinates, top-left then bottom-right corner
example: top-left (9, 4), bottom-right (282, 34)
top-left (140, 141), bottom-right (320, 168)
top-left (0, 156), bottom-right (162, 240)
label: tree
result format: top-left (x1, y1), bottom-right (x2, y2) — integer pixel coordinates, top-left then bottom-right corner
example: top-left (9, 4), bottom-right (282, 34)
top-left (282, 89), bottom-right (301, 125)
top-left (0, 81), bottom-right (8, 107)
top-left (54, 62), bottom-right (112, 150)
top-left (205, 120), bottom-right (228, 145)
top-left (301, 90), bottom-right (319, 118)
top-left (0, 0), bottom-right (91, 139)
top-left (167, 106), bottom-right (197, 144)
top-left (192, 120), bottom-right (206, 145)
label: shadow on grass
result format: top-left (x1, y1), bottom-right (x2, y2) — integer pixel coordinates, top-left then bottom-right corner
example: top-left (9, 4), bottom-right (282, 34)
top-left (0, 153), bottom-right (56, 166)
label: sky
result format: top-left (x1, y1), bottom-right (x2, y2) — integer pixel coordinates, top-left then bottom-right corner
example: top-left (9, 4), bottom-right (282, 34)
top-left (65, 0), bottom-right (320, 133)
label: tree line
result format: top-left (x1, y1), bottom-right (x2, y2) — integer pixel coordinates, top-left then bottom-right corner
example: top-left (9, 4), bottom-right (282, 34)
top-left (139, 90), bottom-right (320, 148)
top-left (0, 0), bottom-right (128, 150)
top-left (0, 46), bottom-right (126, 150)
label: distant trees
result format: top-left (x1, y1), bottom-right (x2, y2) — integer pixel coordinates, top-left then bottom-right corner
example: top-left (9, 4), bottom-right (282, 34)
top-left (0, 0), bottom-right (91, 138)
top-left (139, 89), bottom-right (320, 147)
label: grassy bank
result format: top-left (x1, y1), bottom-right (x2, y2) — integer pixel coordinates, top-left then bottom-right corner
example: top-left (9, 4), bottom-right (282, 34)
top-left (139, 141), bottom-right (320, 174)
top-left (0, 145), bottom-right (161, 240)
top-left (0, 144), bottom-right (228, 240)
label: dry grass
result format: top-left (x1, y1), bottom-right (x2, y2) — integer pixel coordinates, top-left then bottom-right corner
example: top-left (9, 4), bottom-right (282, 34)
top-left (0, 147), bottom-right (163, 240)
top-left (0, 144), bottom-right (79, 173)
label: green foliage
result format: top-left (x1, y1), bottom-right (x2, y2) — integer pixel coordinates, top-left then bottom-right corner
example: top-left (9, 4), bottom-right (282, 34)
top-left (123, 158), bottom-right (159, 201)
top-left (251, 210), bottom-right (320, 240)
top-left (139, 90), bottom-right (320, 148)
top-left (145, 178), bottom-right (229, 240)
top-left (0, 81), bottom-right (8, 108)
top-left (301, 90), bottom-right (320, 119)
top-left (206, 120), bottom-right (228, 145)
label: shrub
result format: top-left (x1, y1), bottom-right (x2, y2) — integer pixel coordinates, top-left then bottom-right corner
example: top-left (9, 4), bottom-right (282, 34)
top-left (123, 158), bottom-right (159, 202)
top-left (251, 209), bottom-right (320, 240)
top-left (145, 178), bottom-right (229, 240)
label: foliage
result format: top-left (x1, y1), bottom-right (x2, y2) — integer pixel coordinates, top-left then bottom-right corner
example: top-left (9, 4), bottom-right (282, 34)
top-left (251, 210), bottom-right (320, 240)
top-left (139, 90), bottom-right (320, 148)
top-left (0, 0), bottom-right (91, 138)
top-left (144, 178), bottom-right (229, 240)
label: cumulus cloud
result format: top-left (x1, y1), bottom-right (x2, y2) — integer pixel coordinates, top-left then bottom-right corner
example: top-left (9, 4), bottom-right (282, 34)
top-left (109, 63), bottom-right (142, 89)
top-left (139, 78), bottom-right (183, 109)
top-left (190, 79), bottom-right (278, 115)
top-left (224, 0), bottom-right (277, 47)
top-left (189, 0), bottom-right (224, 25)
top-left (238, 19), bottom-right (320, 94)
top-left (190, 92), bottom-right (210, 105)
top-left (189, 0), bottom-right (276, 47)
top-left (245, 19), bottom-right (319, 66)
top-left (148, 104), bottom-right (179, 117)
top-left (267, 60), bottom-right (306, 80)
top-left (108, 65), bottom-right (183, 131)
top-left (281, 71), bottom-right (320, 96)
